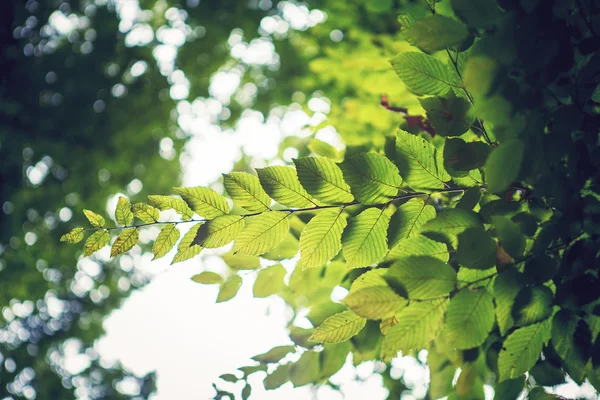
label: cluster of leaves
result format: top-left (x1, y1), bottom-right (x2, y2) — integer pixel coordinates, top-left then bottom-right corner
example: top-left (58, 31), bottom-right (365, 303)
top-left (62, 0), bottom-right (600, 398)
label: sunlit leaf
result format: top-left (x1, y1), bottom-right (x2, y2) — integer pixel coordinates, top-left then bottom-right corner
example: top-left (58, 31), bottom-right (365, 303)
top-left (83, 209), bottom-right (105, 227)
top-left (386, 256), bottom-right (456, 300)
top-left (152, 224), bottom-right (180, 260)
top-left (148, 195), bottom-right (194, 220)
top-left (387, 235), bottom-right (449, 262)
top-left (390, 52), bottom-right (461, 96)
top-left (341, 152), bottom-right (402, 204)
top-left (387, 198), bottom-right (436, 248)
top-left (262, 232), bottom-right (299, 261)
top-left (115, 196), bottom-right (133, 225)
top-left (191, 271), bottom-right (222, 284)
top-left (299, 209), bottom-right (347, 269)
top-left (192, 215), bottom-right (244, 248)
top-left (256, 166), bottom-right (316, 208)
top-left (222, 251), bottom-right (260, 270)
top-left (419, 208), bottom-right (482, 247)
top-left (131, 202), bottom-right (160, 224)
top-left (223, 171), bottom-right (272, 212)
top-left (216, 275), bottom-right (242, 303)
top-left (253, 264), bottom-right (286, 298)
top-left (110, 228), bottom-right (138, 257)
top-left (445, 289), bottom-right (495, 349)
top-left (60, 227), bottom-right (85, 243)
top-left (171, 223), bottom-right (203, 265)
top-left (342, 207), bottom-right (390, 269)
top-left (343, 286), bottom-right (407, 320)
top-left (512, 285), bottom-right (553, 326)
top-left (309, 311), bottom-right (367, 344)
top-left (83, 230), bottom-right (110, 256)
top-left (233, 211), bottom-right (289, 256)
top-left (294, 156), bottom-right (354, 204)
top-left (173, 186), bottom-right (229, 219)
top-left (290, 351), bottom-right (320, 387)
top-left (498, 320), bottom-right (551, 381)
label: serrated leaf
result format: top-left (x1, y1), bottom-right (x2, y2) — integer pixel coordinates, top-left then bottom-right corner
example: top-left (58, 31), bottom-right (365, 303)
top-left (60, 227), bottom-right (85, 243)
top-left (403, 14), bottom-right (469, 53)
top-left (390, 52), bottom-right (461, 96)
top-left (152, 224), bottom-right (180, 260)
top-left (256, 166), bottom-right (316, 208)
top-left (494, 268), bottom-right (525, 336)
top-left (171, 223), bottom-right (203, 265)
top-left (420, 92), bottom-right (473, 137)
top-left (83, 230), bottom-right (110, 256)
top-left (222, 251), bottom-right (260, 270)
top-left (386, 256), bottom-right (456, 300)
top-left (216, 275), bottom-right (242, 303)
top-left (486, 139), bottom-right (525, 193)
top-left (395, 129), bottom-right (451, 191)
top-left (131, 202), bottom-right (160, 223)
top-left (308, 138), bottom-right (343, 161)
top-left (350, 269), bottom-right (389, 292)
top-left (387, 235), bottom-right (449, 262)
top-left (262, 232), bottom-right (299, 261)
top-left (233, 211), bottom-right (290, 256)
top-left (83, 209), bottom-right (105, 227)
top-left (457, 267), bottom-right (496, 290)
top-left (457, 227), bottom-right (497, 270)
top-left (223, 171), bottom-right (271, 212)
top-left (388, 198), bottom-right (436, 249)
top-left (343, 286), bottom-right (407, 320)
top-left (298, 209), bottom-right (347, 269)
top-left (110, 228), bottom-right (139, 257)
top-left (444, 289), bottom-right (495, 349)
top-left (498, 320), bottom-right (551, 381)
top-left (147, 195), bottom-right (194, 220)
top-left (115, 196), bottom-right (133, 225)
top-left (173, 186), bottom-right (229, 219)
top-left (342, 207), bottom-right (390, 269)
top-left (252, 345), bottom-right (296, 363)
top-left (191, 271), bottom-right (222, 284)
top-left (512, 285), bottom-right (553, 326)
top-left (381, 299), bottom-right (448, 361)
top-left (263, 363), bottom-right (292, 390)
top-left (419, 208), bottom-right (483, 248)
top-left (294, 157), bottom-right (354, 204)
top-left (253, 264), bottom-right (286, 298)
top-left (341, 153), bottom-right (402, 204)
top-left (192, 215), bottom-right (244, 248)
top-left (309, 311), bottom-right (367, 344)
top-left (493, 216), bottom-right (526, 258)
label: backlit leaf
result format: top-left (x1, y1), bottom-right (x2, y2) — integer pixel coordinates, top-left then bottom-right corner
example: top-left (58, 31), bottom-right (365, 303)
top-left (233, 211), bottom-right (290, 256)
top-left (343, 286), bottom-right (407, 320)
top-left (131, 202), bottom-right (160, 223)
top-left (512, 285), bottom-right (553, 326)
top-left (152, 224), bottom-right (180, 260)
top-left (342, 207), bottom-right (390, 269)
top-left (498, 320), bottom-right (551, 381)
top-left (191, 271), bottom-right (222, 284)
top-left (420, 208), bottom-right (482, 248)
top-left (252, 345), bottom-right (296, 363)
top-left (173, 186), bottom-right (229, 219)
top-left (110, 228), bottom-right (138, 257)
top-left (83, 230), bottom-right (110, 256)
top-left (216, 275), bottom-right (242, 303)
top-left (223, 172), bottom-right (271, 212)
top-left (299, 209), bottom-right (347, 269)
top-left (387, 235), bottom-right (449, 262)
top-left (309, 311), bottom-right (367, 344)
top-left (494, 268), bottom-right (525, 336)
top-left (308, 138), bottom-right (343, 161)
top-left (83, 209), bottom-right (105, 227)
top-left (264, 363), bottom-right (292, 390)
top-left (222, 251), bottom-right (260, 270)
top-left (148, 195), bottom-right (194, 220)
top-left (386, 256), bottom-right (456, 300)
top-left (444, 289), bottom-right (495, 349)
top-left (262, 232), bottom-right (299, 261)
top-left (294, 157), bottom-right (354, 204)
top-left (253, 264), bottom-right (286, 298)
top-left (390, 52), bottom-right (461, 96)
top-left (171, 223), bottom-right (203, 265)
top-left (341, 152), bottom-right (402, 204)
top-left (115, 196), bottom-right (133, 225)
top-left (192, 215), bottom-right (244, 248)
top-left (60, 227), bottom-right (85, 243)
top-left (388, 198), bottom-right (436, 249)
top-left (256, 166), bottom-right (316, 208)
top-left (290, 351), bottom-right (320, 387)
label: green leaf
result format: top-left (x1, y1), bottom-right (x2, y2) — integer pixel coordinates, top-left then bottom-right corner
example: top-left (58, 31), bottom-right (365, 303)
top-left (115, 196), bottom-right (133, 225)
top-left (308, 138), bottom-right (343, 161)
top-left (420, 208), bottom-right (483, 248)
top-left (451, 0), bottom-right (503, 29)
top-left (443, 138), bottom-right (490, 172)
top-left (222, 251), bottom-right (260, 270)
top-left (386, 256), bottom-right (457, 300)
top-left (263, 363), bottom-right (292, 390)
top-left (294, 156), bottom-right (354, 204)
top-left (387, 235), bottom-right (449, 262)
top-left (494, 376), bottom-right (526, 400)
top-left (262, 232), bottom-right (299, 261)
top-left (395, 129), bottom-right (451, 191)
top-left (298, 209), bottom-right (347, 269)
top-left (486, 139), bottom-right (525, 193)
top-left (320, 342), bottom-right (352, 379)
top-left (252, 345), bottom-right (296, 363)
top-left (498, 320), bottom-right (551, 381)
top-left (191, 271), bottom-right (222, 284)
top-left (420, 92), bottom-right (473, 137)
top-left (83, 209), bottom-right (105, 227)
top-left (388, 198), bottom-right (436, 248)
top-left (350, 269), bottom-right (388, 292)
top-left (390, 52), bottom-right (461, 96)
top-left (216, 275), bottom-right (242, 303)
top-left (457, 267), bottom-right (496, 290)
top-left (192, 215), bottom-right (244, 248)
top-left (171, 223), bottom-right (203, 265)
top-left (309, 311), bottom-right (367, 344)
top-left (131, 202), bottom-right (160, 223)
top-left (60, 227), bottom-right (85, 243)
top-left (456, 227), bottom-right (497, 270)
top-left (233, 211), bottom-right (290, 256)
top-left (494, 268), bottom-right (525, 336)
top-left (241, 384), bottom-right (251, 400)
top-left (444, 289), bottom-right (495, 349)
top-left (223, 171), bottom-right (271, 212)
top-left (173, 186), bottom-right (229, 219)
top-left (403, 14), bottom-right (469, 54)
top-left (381, 299), bottom-right (448, 361)
top-left (512, 285), bottom-right (553, 326)
top-left (147, 195), bottom-right (194, 220)
top-left (551, 310), bottom-right (589, 383)
top-left (341, 152), bottom-right (402, 204)
top-left (110, 228), bottom-right (139, 257)
top-left (253, 264), bottom-right (286, 298)
top-left (152, 224), bottom-right (180, 260)
top-left (219, 373), bottom-right (238, 383)
top-left (342, 207), bottom-right (390, 269)
top-left (290, 351), bottom-right (320, 387)
top-left (343, 286), bottom-right (407, 320)
top-left (256, 166), bottom-right (316, 208)
top-left (493, 216), bottom-right (526, 258)
top-left (83, 230), bottom-right (110, 256)
top-left (457, 187), bottom-right (482, 211)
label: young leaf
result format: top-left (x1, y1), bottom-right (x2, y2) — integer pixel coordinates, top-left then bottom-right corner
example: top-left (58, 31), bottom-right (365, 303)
top-left (486, 139), bottom-right (525, 193)
top-left (390, 52), bottom-right (461, 96)
top-left (233, 211), bottom-right (289, 256)
top-left (309, 311), bottom-right (367, 344)
top-left (494, 268), bottom-right (525, 336)
top-left (387, 235), bottom-right (449, 262)
top-left (256, 166), bottom-right (316, 208)
top-left (420, 92), bottom-right (473, 137)
top-left (222, 251), bottom-right (260, 270)
top-left (387, 198), bottom-right (436, 249)
top-left (110, 227), bottom-right (138, 257)
top-left (191, 271), bottom-right (223, 284)
top-left (342, 286), bottom-right (407, 320)
top-left (456, 227), bottom-right (497, 270)
top-left (83, 230), bottom-right (110, 256)
top-left (131, 202), bottom-right (160, 223)
top-left (115, 196), bottom-right (133, 225)
top-left (223, 172), bottom-right (272, 212)
top-left (147, 195), bottom-right (194, 220)
top-left (444, 289), bottom-right (495, 349)
top-left (60, 227), bottom-right (85, 243)
top-left (216, 275), bottom-right (242, 303)
top-left (493, 216), bottom-right (526, 258)
top-left (341, 152), bottom-right (402, 204)
top-left (381, 298), bottom-right (448, 361)
top-left (83, 209), bottom-right (105, 227)
top-left (386, 256), bottom-right (457, 300)
top-left (395, 129), bottom-right (451, 191)
top-left (298, 209), bottom-right (347, 269)
top-left (252, 345), bottom-right (296, 363)
top-left (253, 264), bottom-right (287, 298)
top-left (403, 14), bottom-right (469, 53)
top-left (342, 207), bottom-right (391, 269)
top-left (419, 208), bottom-right (483, 248)
top-left (192, 215), bottom-right (244, 248)
top-left (498, 320), bottom-right (551, 381)
top-left (171, 223), bottom-right (203, 265)
top-left (152, 224), bottom-right (180, 260)
top-left (173, 186), bottom-right (229, 219)
top-left (294, 156), bottom-right (354, 204)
